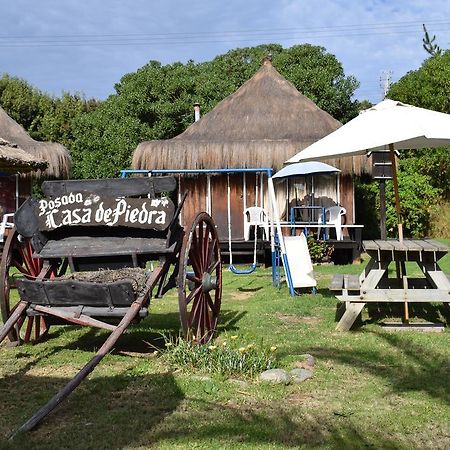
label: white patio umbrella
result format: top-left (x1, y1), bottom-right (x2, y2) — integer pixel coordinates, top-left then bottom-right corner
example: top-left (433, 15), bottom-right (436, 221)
top-left (286, 99), bottom-right (450, 241)
top-left (273, 161), bottom-right (341, 220)
top-left (272, 161), bottom-right (340, 178)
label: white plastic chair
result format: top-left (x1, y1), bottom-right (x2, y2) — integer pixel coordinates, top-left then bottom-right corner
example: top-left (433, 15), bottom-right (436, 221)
top-left (243, 206), bottom-right (270, 241)
top-left (317, 206), bottom-right (346, 241)
top-left (0, 213), bottom-right (14, 243)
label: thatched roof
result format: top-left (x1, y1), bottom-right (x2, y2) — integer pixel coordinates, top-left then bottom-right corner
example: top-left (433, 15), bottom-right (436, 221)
top-left (132, 59), bottom-right (368, 175)
top-left (0, 138), bottom-right (48, 173)
top-left (0, 105), bottom-right (71, 178)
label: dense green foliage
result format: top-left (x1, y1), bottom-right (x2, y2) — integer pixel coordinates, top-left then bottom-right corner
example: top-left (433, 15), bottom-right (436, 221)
top-left (0, 74), bottom-right (98, 148)
top-left (356, 168), bottom-right (441, 239)
top-left (387, 51), bottom-right (450, 199)
top-left (70, 43), bottom-right (360, 178)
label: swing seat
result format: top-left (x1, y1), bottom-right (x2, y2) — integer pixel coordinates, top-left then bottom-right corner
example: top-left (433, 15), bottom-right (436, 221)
top-left (243, 207), bottom-right (269, 241)
top-left (229, 263), bottom-right (257, 275)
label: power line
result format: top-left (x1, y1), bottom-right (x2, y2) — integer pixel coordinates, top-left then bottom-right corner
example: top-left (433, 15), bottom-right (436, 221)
top-left (0, 19), bottom-right (449, 48)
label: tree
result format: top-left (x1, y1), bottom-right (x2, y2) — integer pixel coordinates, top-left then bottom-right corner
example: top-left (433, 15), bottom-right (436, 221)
top-left (422, 24), bottom-right (442, 57)
top-left (388, 51), bottom-right (450, 198)
top-left (0, 74), bottom-right (98, 148)
top-left (71, 44), bottom-right (360, 179)
top-left (0, 74), bottom-right (52, 136)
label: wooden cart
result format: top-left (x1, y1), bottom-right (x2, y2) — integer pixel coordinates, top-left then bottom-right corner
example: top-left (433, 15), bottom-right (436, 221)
top-left (0, 176), bottom-right (222, 434)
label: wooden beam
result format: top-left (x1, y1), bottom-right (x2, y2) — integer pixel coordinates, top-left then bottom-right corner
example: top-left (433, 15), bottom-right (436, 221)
top-left (0, 301), bottom-right (28, 344)
top-left (335, 302), bottom-right (365, 331)
top-left (32, 305), bottom-right (116, 331)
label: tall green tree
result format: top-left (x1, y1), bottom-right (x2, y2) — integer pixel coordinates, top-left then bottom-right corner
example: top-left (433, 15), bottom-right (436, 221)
top-left (388, 51), bottom-right (450, 198)
top-left (71, 43), bottom-right (360, 179)
top-left (0, 74), bottom-right (98, 148)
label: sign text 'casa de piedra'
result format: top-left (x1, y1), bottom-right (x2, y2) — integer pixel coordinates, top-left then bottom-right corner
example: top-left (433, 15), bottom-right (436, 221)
top-left (37, 192), bottom-right (175, 231)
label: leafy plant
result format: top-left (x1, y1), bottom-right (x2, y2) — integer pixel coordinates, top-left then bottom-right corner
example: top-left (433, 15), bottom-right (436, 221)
top-left (306, 235), bottom-right (334, 263)
top-left (158, 334), bottom-right (277, 378)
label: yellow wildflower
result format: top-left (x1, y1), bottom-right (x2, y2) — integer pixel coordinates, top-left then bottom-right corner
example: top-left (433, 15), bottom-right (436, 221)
top-left (270, 346), bottom-right (278, 352)
top-left (238, 347), bottom-right (247, 353)
top-left (222, 341), bottom-right (227, 346)
top-left (230, 335), bottom-right (238, 340)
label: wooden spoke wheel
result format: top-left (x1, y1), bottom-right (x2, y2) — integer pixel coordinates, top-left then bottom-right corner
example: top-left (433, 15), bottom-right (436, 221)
top-left (0, 228), bottom-right (52, 344)
top-left (178, 212), bottom-right (222, 344)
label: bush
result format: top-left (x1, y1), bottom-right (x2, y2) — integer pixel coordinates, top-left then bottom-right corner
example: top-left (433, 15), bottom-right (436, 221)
top-left (306, 235), bottom-right (334, 263)
top-left (355, 165), bottom-right (441, 239)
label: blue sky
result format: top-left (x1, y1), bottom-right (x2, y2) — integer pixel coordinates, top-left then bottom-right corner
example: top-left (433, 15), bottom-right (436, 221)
top-left (1, 0), bottom-right (450, 103)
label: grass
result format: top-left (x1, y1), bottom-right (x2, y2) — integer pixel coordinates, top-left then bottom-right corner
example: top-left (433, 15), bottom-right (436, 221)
top-left (0, 242), bottom-right (449, 449)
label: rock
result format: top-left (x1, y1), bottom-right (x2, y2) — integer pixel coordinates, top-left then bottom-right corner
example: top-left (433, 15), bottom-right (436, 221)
top-left (298, 353), bottom-right (316, 368)
top-left (259, 369), bottom-right (291, 384)
top-left (290, 368), bottom-right (313, 383)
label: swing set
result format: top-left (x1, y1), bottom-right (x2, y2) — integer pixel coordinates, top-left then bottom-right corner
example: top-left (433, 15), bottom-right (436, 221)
top-left (120, 168), bottom-right (311, 295)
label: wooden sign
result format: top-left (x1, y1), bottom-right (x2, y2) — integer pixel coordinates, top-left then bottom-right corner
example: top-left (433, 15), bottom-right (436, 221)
top-left (37, 192), bottom-right (175, 231)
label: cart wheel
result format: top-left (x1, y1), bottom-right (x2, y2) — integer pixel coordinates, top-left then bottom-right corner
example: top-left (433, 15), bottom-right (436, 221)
top-left (0, 228), bottom-right (51, 344)
top-left (178, 212), bottom-right (222, 344)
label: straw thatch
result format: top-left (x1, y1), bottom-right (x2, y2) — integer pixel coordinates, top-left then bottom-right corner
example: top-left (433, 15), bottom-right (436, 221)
top-left (0, 105), bottom-right (71, 178)
top-left (0, 138), bottom-right (48, 173)
top-left (132, 59), bottom-right (368, 175)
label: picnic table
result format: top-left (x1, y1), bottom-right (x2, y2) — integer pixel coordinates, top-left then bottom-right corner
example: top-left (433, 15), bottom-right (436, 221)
top-left (332, 239), bottom-right (450, 331)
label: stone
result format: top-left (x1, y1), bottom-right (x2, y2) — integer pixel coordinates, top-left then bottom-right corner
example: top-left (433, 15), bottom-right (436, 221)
top-left (259, 369), bottom-right (291, 384)
top-left (290, 368), bottom-right (313, 383)
top-left (298, 353), bottom-right (316, 368)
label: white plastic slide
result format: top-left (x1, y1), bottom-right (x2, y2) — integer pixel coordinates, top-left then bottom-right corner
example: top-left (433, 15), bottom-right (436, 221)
top-left (283, 234), bottom-right (316, 288)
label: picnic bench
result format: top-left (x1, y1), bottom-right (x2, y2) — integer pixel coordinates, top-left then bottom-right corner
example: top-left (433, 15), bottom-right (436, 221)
top-left (331, 239), bottom-right (450, 331)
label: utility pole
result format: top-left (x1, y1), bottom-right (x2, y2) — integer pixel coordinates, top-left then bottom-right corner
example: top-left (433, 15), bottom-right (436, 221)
top-left (380, 70), bottom-right (393, 100)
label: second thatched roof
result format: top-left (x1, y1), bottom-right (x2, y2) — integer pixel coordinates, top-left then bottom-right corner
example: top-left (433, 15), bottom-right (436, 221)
top-left (132, 59), bottom-right (367, 175)
top-left (0, 105), bottom-right (71, 178)
top-left (0, 138), bottom-right (48, 173)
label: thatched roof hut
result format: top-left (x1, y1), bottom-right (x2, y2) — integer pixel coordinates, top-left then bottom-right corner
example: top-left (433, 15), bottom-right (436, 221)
top-left (0, 138), bottom-right (48, 173)
top-left (132, 58), bottom-right (366, 175)
top-left (0, 105), bottom-right (71, 178)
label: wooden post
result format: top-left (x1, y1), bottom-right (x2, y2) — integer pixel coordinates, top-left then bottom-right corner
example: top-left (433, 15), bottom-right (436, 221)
top-left (380, 180), bottom-right (386, 240)
top-left (388, 144), bottom-right (403, 242)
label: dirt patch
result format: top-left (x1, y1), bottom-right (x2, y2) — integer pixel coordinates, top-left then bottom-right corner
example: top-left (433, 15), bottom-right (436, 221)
top-left (229, 290), bottom-right (255, 301)
top-left (26, 365), bottom-right (80, 378)
top-left (275, 313), bottom-right (322, 325)
top-left (286, 392), bottom-right (322, 408)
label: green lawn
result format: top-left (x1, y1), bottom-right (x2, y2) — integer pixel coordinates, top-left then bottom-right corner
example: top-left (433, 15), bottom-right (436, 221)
top-left (1, 242), bottom-right (450, 449)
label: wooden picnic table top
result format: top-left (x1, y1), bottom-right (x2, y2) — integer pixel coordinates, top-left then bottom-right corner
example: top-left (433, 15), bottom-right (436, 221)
top-left (363, 239), bottom-right (449, 253)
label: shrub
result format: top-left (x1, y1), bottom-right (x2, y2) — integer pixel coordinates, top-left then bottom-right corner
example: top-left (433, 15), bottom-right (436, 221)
top-left (306, 235), bottom-right (334, 263)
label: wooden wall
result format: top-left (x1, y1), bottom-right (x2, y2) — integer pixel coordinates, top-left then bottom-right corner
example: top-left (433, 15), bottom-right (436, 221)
top-left (177, 172), bottom-right (355, 241)
top-left (179, 174), bottom-right (260, 241)
top-left (0, 175), bottom-right (31, 216)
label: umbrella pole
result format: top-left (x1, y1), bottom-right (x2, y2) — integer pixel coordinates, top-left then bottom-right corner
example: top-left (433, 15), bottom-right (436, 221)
top-left (389, 144), bottom-right (403, 242)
